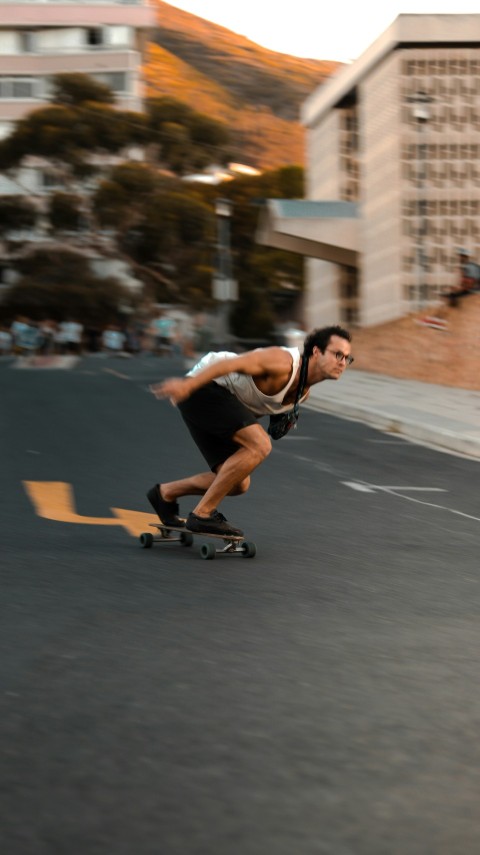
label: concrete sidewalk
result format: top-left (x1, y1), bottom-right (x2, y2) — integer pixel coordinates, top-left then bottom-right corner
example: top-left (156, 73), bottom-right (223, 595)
top-left (306, 369), bottom-right (480, 460)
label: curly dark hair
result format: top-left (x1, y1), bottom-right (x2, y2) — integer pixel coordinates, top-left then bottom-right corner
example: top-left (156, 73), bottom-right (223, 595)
top-left (303, 325), bottom-right (352, 358)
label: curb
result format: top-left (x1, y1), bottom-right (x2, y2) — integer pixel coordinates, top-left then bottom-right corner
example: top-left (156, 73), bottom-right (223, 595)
top-left (305, 397), bottom-right (480, 460)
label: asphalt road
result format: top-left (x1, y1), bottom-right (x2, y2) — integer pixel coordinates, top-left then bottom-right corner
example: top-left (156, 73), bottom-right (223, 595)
top-left (2, 354), bottom-right (480, 854)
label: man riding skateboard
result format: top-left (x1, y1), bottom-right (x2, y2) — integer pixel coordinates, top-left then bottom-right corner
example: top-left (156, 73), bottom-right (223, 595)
top-left (147, 325), bottom-right (353, 537)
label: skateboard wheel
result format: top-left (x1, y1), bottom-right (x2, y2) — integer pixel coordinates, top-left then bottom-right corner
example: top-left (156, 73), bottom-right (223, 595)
top-left (241, 541), bottom-right (256, 558)
top-left (140, 532), bottom-right (154, 549)
top-left (200, 543), bottom-right (216, 560)
top-left (180, 531), bottom-right (194, 547)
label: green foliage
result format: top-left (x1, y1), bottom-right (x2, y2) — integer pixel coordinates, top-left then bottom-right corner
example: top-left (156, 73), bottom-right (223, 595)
top-left (0, 72), bottom-right (305, 335)
top-left (111, 162), bottom-right (167, 196)
top-left (0, 197), bottom-right (37, 235)
top-left (0, 80), bottom-right (230, 181)
top-left (123, 187), bottom-right (213, 265)
top-left (93, 163), bottom-right (170, 232)
top-left (194, 165), bottom-right (305, 337)
top-left (51, 73), bottom-right (115, 106)
top-left (230, 285), bottom-right (276, 340)
top-left (1, 249), bottom-right (132, 324)
top-left (146, 97), bottom-right (193, 127)
top-left (0, 105), bottom-right (78, 167)
top-left (47, 193), bottom-right (83, 232)
top-left (145, 97), bottom-right (230, 173)
top-left (0, 79), bottom-right (149, 173)
top-left (187, 113), bottom-right (229, 148)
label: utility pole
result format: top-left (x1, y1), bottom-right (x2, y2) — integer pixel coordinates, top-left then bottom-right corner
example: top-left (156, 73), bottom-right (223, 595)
top-left (212, 198), bottom-right (238, 348)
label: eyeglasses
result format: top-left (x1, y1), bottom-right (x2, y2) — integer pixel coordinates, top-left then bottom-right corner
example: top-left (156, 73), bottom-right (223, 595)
top-left (326, 349), bottom-right (354, 366)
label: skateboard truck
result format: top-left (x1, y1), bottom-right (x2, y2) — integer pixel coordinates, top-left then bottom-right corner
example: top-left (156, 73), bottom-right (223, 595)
top-left (140, 522), bottom-right (256, 560)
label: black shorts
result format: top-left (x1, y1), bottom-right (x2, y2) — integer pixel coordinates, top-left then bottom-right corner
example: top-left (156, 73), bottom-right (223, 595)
top-left (177, 382), bottom-right (258, 471)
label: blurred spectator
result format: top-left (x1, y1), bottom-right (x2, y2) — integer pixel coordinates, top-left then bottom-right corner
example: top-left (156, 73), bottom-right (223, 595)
top-left (10, 315), bottom-right (30, 353)
top-left (192, 313), bottom-right (214, 356)
top-left (58, 319), bottom-right (84, 354)
top-left (0, 325), bottom-right (12, 355)
top-left (16, 319), bottom-right (41, 355)
top-left (38, 319), bottom-right (57, 355)
top-left (151, 309), bottom-right (177, 356)
top-left (84, 323), bottom-right (102, 353)
top-left (102, 324), bottom-right (126, 356)
top-left (123, 324), bottom-right (141, 355)
top-left (445, 248), bottom-right (480, 307)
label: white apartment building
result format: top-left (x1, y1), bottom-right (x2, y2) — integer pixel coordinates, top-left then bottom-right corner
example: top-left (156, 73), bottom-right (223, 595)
top-left (258, 14), bottom-right (480, 327)
top-left (0, 1), bottom-right (156, 292)
top-left (0, 0), bottom-right (155, 141)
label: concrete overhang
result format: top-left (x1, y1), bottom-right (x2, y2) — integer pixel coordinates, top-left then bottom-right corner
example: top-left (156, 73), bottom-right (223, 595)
top-left (256, 200), bottom-right (360, 265)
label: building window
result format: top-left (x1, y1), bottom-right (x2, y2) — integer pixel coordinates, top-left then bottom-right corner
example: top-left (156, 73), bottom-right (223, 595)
top-left (20, 32), bottom-right (36, 53)
top-left (12, 79), bottom-right (34, 98)
top-left (87, 28), bottom-right (104, 47)
top-left (0, 77), bottom-right (36, 99)
top-left (94, 72), bottom-right (127, 93)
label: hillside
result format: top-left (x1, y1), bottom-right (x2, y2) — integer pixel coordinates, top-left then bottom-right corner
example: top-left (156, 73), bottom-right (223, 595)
top-left (352, 295), bottom-right (480, 391)
top-left (144, 1), bottom-right (342, 170)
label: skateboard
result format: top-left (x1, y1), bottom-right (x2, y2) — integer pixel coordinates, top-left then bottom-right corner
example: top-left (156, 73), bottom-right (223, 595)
top-left (139, 522), bottom-right (256, 560)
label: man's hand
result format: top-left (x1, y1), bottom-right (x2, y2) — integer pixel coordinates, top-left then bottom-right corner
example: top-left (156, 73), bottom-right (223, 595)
top-left (149, 377), bottom-right (196, 405)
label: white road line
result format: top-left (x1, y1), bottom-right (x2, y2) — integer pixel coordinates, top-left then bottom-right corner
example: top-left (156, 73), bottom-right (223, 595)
top-left (384, 491), bottom-right (480, 523)
top-left (343, 480), bottom-right (480, 523)
top-left (374, 486), bottom-right (447, 492)
top-left (342, 482), bottom-right (376, 492)
top-left (342, 482), bottom-right (447, 493)
top-left (102, 368), bottom-right (131, 380)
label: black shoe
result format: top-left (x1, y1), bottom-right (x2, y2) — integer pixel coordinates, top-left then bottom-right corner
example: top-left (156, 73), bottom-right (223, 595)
top-left (186, 509), bottom-right (243, 537)
top-left (147, 485), bottom-right (184, 527)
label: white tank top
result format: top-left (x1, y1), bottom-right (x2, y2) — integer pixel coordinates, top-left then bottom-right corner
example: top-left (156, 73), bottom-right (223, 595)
top-left (187, 347), bottom-right (306, 416)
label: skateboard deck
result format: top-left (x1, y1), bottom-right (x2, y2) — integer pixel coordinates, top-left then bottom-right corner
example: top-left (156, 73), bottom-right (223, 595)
top-left (139, 521), bottom-right (256, 560)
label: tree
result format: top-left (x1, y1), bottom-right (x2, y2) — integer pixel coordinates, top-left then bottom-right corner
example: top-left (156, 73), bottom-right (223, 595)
top-left (0, 248), bottom-right (134, 324)
top-left (194, 166), bottom-right (305, 339)
top-left (92, 163), bottom-right (215, 305)
top-left (145, 97), bottom-right (230, 174)
top-left (0, 197), bottom-right (37, 236)
top-left (47, 193), bottom-right (83, 232)
top-left (50, 72), bottom-right (115, 107)
top-left (0, 76), bottom-right (303, 332)
top-left (0, 74), bottom-right (149, 177)
top-left (93, 162), bottom-right (161, 230)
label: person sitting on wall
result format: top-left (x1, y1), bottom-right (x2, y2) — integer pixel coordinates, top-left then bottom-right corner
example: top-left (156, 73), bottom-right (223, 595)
top-left (444, 248), bottom-right (480, 307)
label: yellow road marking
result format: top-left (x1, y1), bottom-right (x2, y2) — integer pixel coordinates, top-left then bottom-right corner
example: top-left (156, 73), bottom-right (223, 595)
top-left (111, 508), bottom-right (159, 537)
top-left (23, 481), bottom-right (156, 537)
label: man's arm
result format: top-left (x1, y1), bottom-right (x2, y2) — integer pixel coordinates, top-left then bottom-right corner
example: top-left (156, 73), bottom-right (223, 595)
top-left (150, 347), bottom-right (292, 404)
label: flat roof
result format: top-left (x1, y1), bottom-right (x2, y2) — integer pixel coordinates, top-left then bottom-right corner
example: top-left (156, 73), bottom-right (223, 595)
top-left (270, 200), bottom-right (358, 219)
top-left (256, 200), bottom-right (359, 264)
top-left (302, 14), bottom-right (480, 128)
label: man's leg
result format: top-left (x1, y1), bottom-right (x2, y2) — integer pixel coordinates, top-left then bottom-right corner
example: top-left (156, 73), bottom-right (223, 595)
top-left (161, 471), bottom-right (216, 501)
top-left (192, 423), bottom-right (271, 517)
top-left (160, 468), bottom-right (251, 503)
top-left (159, 423), bottom-right (270, 524)
top-left (151, 385), bottom-right (268, 532)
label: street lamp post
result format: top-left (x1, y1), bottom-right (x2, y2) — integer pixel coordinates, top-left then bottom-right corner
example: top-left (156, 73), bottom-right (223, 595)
top-left (406, 91), bottom-right (433, 311)
top-left (213, 198), bottom-right (238, 348)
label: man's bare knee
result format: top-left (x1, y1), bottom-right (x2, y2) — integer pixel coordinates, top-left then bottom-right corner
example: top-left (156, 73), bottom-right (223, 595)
top-left (234, 424), bottom-right (271, 463)
top-left (257, 433), bottom-right (272, 462)
top-left (228, 476), bottom-right (250, 496)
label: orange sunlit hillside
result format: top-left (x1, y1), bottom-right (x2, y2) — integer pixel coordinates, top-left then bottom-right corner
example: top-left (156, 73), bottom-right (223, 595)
top-left (143, 1), bottom-right (342, 169)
